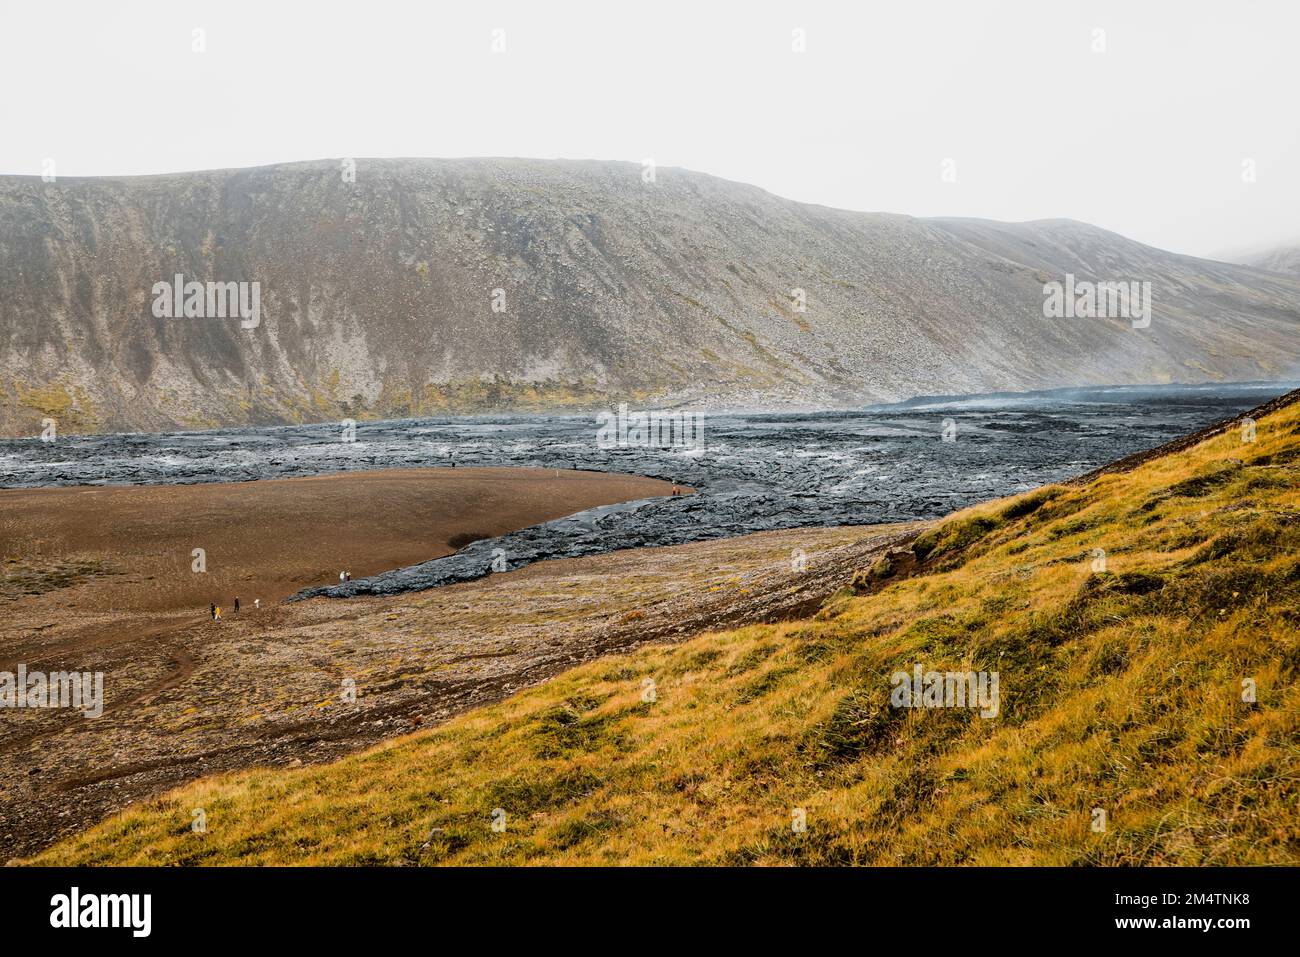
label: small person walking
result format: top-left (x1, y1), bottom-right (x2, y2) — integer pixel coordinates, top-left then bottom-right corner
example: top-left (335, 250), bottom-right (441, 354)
top-left (214, 605), bottom-right (222, 621)
top-left (210, 602), bottom-right (216, 620)
top-left (234, 596), bottom-right (240, 613)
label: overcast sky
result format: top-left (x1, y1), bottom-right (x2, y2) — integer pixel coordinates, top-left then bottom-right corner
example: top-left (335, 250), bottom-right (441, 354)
top-left (2, 0), bottom-right (1295, 259)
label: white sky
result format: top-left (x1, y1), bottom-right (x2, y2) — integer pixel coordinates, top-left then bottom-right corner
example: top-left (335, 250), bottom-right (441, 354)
top-left (2, 0), bottom-right (1296, 259)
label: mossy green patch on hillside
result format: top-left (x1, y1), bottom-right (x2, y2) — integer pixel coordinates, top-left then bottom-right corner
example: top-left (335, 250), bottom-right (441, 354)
top-left (11, 380), bottom-right (99, 432)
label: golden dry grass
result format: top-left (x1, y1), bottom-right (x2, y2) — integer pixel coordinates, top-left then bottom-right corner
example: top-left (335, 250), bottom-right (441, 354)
top-left (28, 403), bottom-right (1300, 865)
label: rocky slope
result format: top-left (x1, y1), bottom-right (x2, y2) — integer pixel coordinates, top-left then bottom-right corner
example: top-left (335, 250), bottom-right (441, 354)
top-left (3, 158), bottom-right (1299, 435)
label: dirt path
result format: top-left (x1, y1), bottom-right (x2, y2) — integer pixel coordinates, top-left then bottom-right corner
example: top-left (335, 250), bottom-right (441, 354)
top-left (1, 521), bottom-right (914, 861)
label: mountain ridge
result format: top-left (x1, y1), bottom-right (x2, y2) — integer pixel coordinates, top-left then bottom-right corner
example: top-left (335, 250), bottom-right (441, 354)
top-left (3, 157), bottom-right (1299, 435)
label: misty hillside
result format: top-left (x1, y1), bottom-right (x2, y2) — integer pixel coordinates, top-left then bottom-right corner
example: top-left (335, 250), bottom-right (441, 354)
top-left (3, 158), bottom-right (1300, 435)
top-left (1235, 242), bottom-right (1300, 278)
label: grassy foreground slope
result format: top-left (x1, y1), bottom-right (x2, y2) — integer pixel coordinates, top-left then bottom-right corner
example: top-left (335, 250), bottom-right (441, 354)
top-left (33, 404), bottom-right (1300, 865)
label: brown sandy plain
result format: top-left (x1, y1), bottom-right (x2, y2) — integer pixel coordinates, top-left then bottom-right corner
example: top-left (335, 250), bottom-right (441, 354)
top-left (0, 467), bottom-right (679, 613)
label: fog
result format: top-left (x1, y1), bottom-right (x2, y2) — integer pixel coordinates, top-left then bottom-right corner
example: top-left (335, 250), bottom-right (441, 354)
top-left (2, 0), bottom-right (1295, 259)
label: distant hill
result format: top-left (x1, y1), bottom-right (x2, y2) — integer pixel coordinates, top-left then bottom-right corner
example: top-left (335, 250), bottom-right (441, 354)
top-left (3, 158), bottom-right (1300, 435)
top-left (1232, 241), bottom-right (1300, 278)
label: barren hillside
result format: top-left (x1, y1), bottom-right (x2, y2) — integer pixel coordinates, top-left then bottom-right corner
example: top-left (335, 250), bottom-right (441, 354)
top-left (3, 158), bottom-right (1300, 434)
